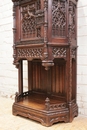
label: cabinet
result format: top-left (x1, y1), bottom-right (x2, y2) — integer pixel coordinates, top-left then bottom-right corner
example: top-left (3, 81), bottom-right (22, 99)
top-left (12, 0), bottom-right (78, 126)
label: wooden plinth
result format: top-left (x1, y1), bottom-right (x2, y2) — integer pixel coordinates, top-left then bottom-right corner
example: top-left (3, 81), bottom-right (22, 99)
top-left (12, 92), bottom-right (78, 126)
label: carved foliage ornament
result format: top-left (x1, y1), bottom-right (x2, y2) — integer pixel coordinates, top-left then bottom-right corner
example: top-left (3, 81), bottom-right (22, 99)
top-left (52, 0), bottom-right (66, 37)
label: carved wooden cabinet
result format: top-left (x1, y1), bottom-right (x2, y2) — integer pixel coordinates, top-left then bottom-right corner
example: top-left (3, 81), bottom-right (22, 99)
top-left (12, 0), bottom-right (78, 126)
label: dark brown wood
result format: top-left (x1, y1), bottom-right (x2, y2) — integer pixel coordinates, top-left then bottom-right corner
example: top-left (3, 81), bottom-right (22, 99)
top-left (12, 0), bottom-right (78, 126)
top-left (18, 60), bottom-right (23, 94)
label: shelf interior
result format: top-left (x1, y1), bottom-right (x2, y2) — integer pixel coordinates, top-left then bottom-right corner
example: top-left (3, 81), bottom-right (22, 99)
top-left (18, 92), bottom-right (66, 110)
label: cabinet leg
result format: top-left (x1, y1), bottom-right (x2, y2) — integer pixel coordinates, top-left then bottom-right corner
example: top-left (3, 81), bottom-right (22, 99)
top-left (18, 60), bottom-right (23, 94)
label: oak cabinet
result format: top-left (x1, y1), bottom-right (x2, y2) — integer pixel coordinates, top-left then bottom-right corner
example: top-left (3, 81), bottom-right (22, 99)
top-left (12, 0), bottom-right (78, 126)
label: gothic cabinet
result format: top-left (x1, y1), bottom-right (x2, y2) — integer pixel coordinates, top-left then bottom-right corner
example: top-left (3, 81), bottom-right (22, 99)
top-left (12, 0), bottom-right (78, 126)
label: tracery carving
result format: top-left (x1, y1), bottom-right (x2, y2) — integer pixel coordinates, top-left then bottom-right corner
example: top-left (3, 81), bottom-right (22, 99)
top-left (37, 0), bottom-right (41, 10)
top-left (22, 4), bottom-right (36, 38)
top-left (49, 103), bottom-right (66, 111)
top-left (37, 27), bottom-right (41, 37)
top-left (21, 1), bottom-right (44, 39)
top-left (52, 0), bottom-right (66, 37)
top-left (68, 1), bottom-right (76, 42)
top-left (52, 47), bottom-right (67, 58)
top-left (17, 48), bottom-right (43, 58)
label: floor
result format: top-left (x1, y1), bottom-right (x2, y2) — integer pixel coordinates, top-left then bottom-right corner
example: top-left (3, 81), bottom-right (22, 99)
top-left (0, 96), bottom-right (87, 130)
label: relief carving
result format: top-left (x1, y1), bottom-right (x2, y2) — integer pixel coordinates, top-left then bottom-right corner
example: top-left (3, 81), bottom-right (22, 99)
top-left (49, 103), bottom-right (66, 111)
top-left (52, 47), bottom-right (67, 58)
top-left (21, 1), bottom-right (44, 39)
top-left (22, 4), bottom-right (36, 38)
top-left (52, 0), bottom-right (66, 37)
top-left (68, 1), bottom-right (76, 42)
top-left (17, 48), bottom-right (43, 59)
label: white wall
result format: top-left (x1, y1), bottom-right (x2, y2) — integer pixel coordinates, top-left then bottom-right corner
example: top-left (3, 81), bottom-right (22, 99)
top-left (0, 0), bottom-right (18, 97)
top-left (0, 0), bottom-right (29, 98)
top-left (0, 0), bottom-right (87, 116)
top-left (77, 0), bottom-right (87, 116)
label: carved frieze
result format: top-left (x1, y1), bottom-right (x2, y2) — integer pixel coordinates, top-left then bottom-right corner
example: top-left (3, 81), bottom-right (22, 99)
top-left (52, 0), bottom-right (66, 37)
top-left (17, 48), bottom-right (43, 59)
top-left (52, 47), bottom-right (67, 58)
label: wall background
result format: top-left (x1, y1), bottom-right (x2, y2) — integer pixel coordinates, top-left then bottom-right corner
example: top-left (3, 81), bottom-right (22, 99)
top-left (0, 0), bottom-right (87, 116)
top-left (77, 0), bottom-right (87, 116)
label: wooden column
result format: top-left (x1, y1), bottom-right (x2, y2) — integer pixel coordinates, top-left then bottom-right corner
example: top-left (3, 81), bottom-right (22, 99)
top-left (18, 60), bottom-right (23, 94)
top-left (28, 61), bottom-right (32, 91)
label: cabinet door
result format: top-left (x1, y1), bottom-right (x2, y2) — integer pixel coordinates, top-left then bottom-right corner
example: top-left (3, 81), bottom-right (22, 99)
top-left (48, 0), bottom-right (68, 44)
top-left (16, 0), bottom-right (44, 43)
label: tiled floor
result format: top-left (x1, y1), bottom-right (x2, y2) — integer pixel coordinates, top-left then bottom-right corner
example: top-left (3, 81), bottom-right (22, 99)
top-left (0, 96), bottom-right (87, 130)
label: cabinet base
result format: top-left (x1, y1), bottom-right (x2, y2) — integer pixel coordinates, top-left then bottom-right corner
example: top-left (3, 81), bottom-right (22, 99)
top-left (12, 92), bottom-right (78, 126)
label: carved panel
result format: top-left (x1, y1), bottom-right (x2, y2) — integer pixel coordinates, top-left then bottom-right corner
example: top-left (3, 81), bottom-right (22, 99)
top-left (52, 0), bottom-right (66, 37)
top-left (21, 1), bottom-right (44, 39)
top-left (52, 47), bottom-right (67, 58)
top-left (17, 48), bottom-right (43, 58)
top-left (21, 3), bottom-right (36, 39)
top-left (22, 4), bottom-right (36, 38)
top-left (68, 1), bottom-right (76, 42)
